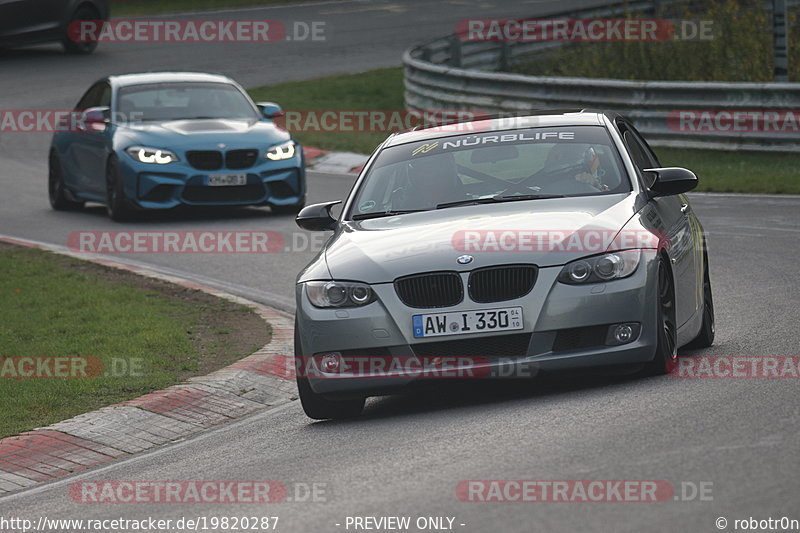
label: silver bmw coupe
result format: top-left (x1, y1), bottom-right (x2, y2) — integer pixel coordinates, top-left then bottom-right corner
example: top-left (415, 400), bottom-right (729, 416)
top-left (293, 110), bottom-right (714, 419)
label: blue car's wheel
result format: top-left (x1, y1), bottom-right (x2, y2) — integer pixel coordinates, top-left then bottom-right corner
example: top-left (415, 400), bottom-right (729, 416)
top-left (643, 257), bottom-right (678, 376)
top-left (48, 152), bottom-right (84, 211)
top-left (106, 157), bottom-right (136, 222)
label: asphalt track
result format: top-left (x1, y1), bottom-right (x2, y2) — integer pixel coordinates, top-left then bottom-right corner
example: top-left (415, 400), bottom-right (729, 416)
top-left (1, 1), bottom-right (799, 531)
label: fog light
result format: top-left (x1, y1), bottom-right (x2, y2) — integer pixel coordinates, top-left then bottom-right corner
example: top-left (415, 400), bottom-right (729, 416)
top-left (614, 324), bottom-right (634, 343)
top-left (605, 323), bottom-right (640, 346)
top-left (319, 352), bottom-right (342, 373)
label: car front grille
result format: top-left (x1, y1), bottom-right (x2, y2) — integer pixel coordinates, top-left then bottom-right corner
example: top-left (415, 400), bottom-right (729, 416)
top-left (186, 150), bottom-right (223, 170)
top-left (226, 149), bottom-right (259, 169)
top-left (551, 325), bottom-right (608, 352)
top-left (412, 332), bottom-right (532, 359)
top-left (182, 182), bottom-right (266, 203)
top-left (394, 272), bottom-right (463, 309)
top-left (468, 265), bottom-right (538, 303)
top-left (186, 149), bottom-right (259, 170)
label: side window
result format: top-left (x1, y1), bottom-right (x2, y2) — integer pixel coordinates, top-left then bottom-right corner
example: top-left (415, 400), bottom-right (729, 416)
top-left (622, 130), bottom-right (655, 172)
top-left (74, 82), bottom-right (110, 111)
top-left (626, 124), bottom-right (661, 167)
top-left (98, 83), bottom-right (111, 108)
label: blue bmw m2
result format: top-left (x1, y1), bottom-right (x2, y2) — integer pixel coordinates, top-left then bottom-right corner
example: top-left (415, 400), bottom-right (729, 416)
top-left (49, 72), bottom-right (305, 220)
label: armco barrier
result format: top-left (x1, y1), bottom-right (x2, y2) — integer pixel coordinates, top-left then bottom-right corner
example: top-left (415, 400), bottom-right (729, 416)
top-left (403, 1), bottom-right (800, 152)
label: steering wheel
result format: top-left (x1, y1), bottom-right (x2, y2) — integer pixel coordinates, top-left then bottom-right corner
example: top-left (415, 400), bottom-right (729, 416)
top-left (498, 161), bottom-right (586, 196)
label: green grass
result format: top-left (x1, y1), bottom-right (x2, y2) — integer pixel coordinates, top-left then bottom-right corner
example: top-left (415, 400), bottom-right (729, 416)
top-left (0, 245), bottom-right (263, 438)
top-left (248, 67), bottom-right (799, 193)
top-left (656, 147), bottom-right (800, 194)
top-left (112, 0), bottom-right (308, 16)
top-left (247, 67), bottom-right (405, 154)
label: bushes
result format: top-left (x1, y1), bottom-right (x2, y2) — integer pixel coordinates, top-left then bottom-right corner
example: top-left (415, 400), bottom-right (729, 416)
top-left (510, 0), bottom-right (798, 82)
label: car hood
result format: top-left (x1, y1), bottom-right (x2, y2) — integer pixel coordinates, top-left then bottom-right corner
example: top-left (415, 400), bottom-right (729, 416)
top-left (114, 118), bottom-right (289, 149)
top-left (322, 193), bottom-right (641, 284)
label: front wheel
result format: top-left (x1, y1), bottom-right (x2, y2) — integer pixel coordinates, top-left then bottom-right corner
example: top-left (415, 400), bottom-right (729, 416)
top-left (685, 252), bottom-right (715, 349)
top-left (295, 321), bottom-right (365, 420)
top-left (642, 258), bottom-right (678, 376)
top-left (106, 157), bottom-right (136, 222)
top-left (49, 152), bottom-right (84, 211)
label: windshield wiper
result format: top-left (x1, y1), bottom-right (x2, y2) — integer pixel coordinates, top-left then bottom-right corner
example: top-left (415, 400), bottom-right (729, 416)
top-left (436, 194), bottom-right (565, 210)
top-left (351, 210), bottom-right (427, 220)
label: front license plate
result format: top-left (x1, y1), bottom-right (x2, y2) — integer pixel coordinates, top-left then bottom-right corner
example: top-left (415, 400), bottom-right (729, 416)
top-left (207, 173), bottom-right (247, 186)
top-left (412, 307), bottom-right (523, 338)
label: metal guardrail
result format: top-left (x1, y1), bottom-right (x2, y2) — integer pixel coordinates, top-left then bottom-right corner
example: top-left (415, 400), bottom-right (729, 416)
top-left (403, 1), bottom-right (800, 152)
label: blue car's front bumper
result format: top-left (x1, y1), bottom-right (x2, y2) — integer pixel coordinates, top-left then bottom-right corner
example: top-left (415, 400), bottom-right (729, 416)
top-left (118, 149), bottom-right (305, 210)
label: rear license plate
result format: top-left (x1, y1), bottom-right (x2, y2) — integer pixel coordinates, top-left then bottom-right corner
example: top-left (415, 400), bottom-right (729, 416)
top-left (207, 173), bottom-right (247, 186)
top-left (412, 307), bottom-right (523, 338)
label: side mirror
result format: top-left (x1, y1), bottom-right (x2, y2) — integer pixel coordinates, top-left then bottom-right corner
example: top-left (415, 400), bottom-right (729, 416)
top-left (256, 101), bottom-right (284, 119)
top-left (81, 106), bottom-right (110, 132)
top-left (644, 167), bottom-right (698, 196)
top-left (296, 201), bottom-right (341, 231)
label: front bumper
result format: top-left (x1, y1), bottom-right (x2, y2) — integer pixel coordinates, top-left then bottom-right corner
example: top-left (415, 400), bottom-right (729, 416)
top-left (117, 150), bottom-right (305, 209)
top-left (295, 250), bottom-right (660, 396)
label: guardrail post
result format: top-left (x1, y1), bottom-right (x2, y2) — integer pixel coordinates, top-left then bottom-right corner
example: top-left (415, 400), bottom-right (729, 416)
top-left (772, 0), bottom-right (789, 81)
top-left (449, 35), bottom-right (462, 68)
top-left (499, 41), bottom-right (511, 72)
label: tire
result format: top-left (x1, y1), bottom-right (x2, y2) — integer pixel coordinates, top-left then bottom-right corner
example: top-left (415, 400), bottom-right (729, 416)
top-left (62, 6), bottom-right (100, 54)
top-left (48, 152), bottom-right (84, 211)
top-left (642, 257), bottom-right (678, 376)
top-left (295, 320), bottom-right (365, 420)
top-left (106, 157), bottom-right (136, 222)
top-left (685, 252), bottom-right (715, 349)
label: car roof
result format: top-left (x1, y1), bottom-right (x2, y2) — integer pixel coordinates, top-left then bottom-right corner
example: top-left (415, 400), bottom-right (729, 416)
top-left (384, 109), bottom-right (611, 147)
top-left (106, 72), bottom-right (235, 88)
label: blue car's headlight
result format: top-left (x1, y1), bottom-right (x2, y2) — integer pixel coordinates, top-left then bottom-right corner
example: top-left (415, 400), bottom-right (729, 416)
top-left (126, 146), bottom-right (179, 164)
top-left (558, 250), bottom-right (641, 284)
top-left (306, 281), bottom-right (375, 308)
top-left (265, 140), bottom-right (296, 161)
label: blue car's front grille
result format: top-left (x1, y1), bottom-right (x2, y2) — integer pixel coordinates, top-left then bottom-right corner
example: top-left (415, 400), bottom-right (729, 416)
top-left (226, 149), bottom-right (259, 169)
top-left (182, 182), bottom-right (266, 203)
top-left (186, 149), bottom-right (260, 171)
top-left (187, 150), bottom-right (223, 170)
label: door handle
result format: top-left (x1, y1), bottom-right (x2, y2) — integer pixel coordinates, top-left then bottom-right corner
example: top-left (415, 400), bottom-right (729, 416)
top-left (680, 204), bottom-right (690, 214)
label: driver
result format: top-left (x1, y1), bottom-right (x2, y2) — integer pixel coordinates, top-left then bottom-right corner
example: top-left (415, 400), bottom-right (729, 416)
top-left (398, 153), bottom-right (463, 209)
top-left (543, 144), bottom-right (608, 191)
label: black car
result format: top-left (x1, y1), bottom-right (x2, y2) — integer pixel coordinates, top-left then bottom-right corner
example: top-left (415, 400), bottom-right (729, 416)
top-left (0, 0), bottom-right (108, 54)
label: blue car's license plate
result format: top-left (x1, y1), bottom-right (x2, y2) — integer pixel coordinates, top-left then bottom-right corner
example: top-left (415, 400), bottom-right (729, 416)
top-left (207, 173), bottom-right (247, 186)
top-left (413, 307), bottom-right (523, 338)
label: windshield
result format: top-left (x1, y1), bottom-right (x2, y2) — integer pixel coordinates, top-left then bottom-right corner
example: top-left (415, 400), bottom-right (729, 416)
top-left (116, 82), bottom-right (259, 122)
top-left (348, 126), bottom-right (629, 218)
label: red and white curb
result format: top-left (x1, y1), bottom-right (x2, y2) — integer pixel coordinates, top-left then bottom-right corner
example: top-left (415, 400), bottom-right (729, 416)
top-left (0, 236), bottom-right (296, 495)
top-left (303, 146), bottom-right (367, 175)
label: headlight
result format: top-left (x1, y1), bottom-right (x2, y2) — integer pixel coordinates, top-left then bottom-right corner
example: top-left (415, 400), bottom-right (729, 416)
top-left (306, 281), bottom-right (376, 308)
top-left (126, 146), bottom-right (179, 164)
top-left (265, 140), bottom-right (296, 160)
top-left (558, 250), bottom-right (640, 284)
